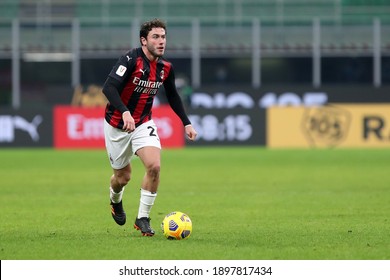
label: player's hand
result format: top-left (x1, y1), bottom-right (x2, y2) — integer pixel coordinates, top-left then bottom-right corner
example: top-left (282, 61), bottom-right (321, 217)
top-left (185, 124), bottom-right (197, 141)
top-left (122, 111), bottom-right (135, 133)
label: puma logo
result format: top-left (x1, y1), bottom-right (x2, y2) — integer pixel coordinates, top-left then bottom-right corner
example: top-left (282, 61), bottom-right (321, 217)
top-left (139, 69), bottom-right (146, 75)
top-left (0, 115), bottom-right (43, 142)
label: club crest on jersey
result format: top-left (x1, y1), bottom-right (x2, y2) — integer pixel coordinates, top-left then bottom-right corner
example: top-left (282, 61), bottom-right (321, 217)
top-left (116, 65), bottom-right (127, 77)
top-left (160, 70), bottom-right (164, 80)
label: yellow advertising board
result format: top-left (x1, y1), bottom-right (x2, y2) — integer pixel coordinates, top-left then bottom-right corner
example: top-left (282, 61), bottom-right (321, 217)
top-left (267, 104), bottom-right (390, 148)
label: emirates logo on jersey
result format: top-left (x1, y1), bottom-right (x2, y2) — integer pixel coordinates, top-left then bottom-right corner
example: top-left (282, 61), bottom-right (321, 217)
top-left (132, 77), bottom-right (163, 95)
top-left (160, 70), bottom-right (164, 80)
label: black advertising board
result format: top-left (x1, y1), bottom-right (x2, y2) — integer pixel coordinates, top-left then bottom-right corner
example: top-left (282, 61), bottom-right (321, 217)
top-left (186, 108), bottom-right (266, 146)
top-left (0, 108), bottom-right (53, 147)
top-left (189, 85), bottom-right (390, 110)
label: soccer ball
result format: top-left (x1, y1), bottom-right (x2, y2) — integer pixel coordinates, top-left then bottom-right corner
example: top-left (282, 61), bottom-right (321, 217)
top-left (161, 211), bottom-right (192, 240)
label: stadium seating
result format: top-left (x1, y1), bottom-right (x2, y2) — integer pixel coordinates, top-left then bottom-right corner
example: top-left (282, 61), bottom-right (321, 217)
top-left (0, 0), bottom-right (389, 55)
top-left (73, 0), bottom-right (390, 23)
top-left (0, 0), bottom-right (19, 20)
top-left (3, 0), bottom-right (388, 23)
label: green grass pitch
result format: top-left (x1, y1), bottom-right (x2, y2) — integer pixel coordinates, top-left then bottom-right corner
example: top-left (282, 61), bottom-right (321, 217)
top-left (0, 147), bottom-right (389, 260)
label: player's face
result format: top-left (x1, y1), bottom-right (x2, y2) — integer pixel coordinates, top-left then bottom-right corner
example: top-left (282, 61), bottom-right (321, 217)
top-left (144, 27), bottom-right (166, 59)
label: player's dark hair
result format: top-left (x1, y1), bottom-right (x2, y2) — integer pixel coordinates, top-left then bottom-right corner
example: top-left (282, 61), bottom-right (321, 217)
top-left (139, 18), bottom-right (166, 45)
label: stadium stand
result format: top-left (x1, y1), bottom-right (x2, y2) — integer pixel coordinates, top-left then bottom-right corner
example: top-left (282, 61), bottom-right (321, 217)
top-left (1, 0), bottom-right (388, 23)
top-left (0, 0), bottom-right (389, 55)
top-left (0, 0), bottom-right (19, 20)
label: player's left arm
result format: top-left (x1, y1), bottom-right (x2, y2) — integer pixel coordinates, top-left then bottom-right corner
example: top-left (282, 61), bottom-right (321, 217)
top-left (164, 69), bottom-right (197, 141)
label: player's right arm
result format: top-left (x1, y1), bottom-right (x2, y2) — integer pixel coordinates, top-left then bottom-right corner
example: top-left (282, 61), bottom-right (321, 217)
top-left (103, 77), bottom-right (135, 132)
top-left (102, 77), bottom-right (128, 113)
top-left (102, 51), bottom-right (136, 132)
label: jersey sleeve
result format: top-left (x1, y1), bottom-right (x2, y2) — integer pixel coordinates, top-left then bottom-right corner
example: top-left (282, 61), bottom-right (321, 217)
top-left (109, 50), bottom-right (135, 80)
top-left (102, 77), bottom-right (128, 113)
top-left (163, 67), bottom-right (191, 126)
top-left (102, 50), bottom-right (136, 113)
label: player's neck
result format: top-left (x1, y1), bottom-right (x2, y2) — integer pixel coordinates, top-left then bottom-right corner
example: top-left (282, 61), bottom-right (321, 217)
top-left (142, 46), bottom-right (159, 62)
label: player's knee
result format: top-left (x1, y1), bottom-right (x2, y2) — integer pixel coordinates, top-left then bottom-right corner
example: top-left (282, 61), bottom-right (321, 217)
top-left (147, 163), bottom-right (160, 180)
top-left (116, 172), bottom-right (131, 186)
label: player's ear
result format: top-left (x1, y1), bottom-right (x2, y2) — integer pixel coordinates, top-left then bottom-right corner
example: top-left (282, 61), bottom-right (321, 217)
top-left (140, 37), bottom-right (147, 46)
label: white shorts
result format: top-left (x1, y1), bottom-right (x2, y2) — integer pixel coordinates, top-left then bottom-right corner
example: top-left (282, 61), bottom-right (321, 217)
top-left (104, 119), bottom-right (161, 169)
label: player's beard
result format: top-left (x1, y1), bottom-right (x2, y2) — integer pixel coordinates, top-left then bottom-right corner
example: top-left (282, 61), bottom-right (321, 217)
top-left (147, 44), bottom-right (164, 58)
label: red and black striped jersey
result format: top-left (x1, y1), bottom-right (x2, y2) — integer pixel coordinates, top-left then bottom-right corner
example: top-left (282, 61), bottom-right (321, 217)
top-left (103, 47), bottom-right (190, 129)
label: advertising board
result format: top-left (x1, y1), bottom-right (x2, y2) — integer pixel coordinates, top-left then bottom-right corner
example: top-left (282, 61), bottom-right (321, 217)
top-left (0, 109), bottom-right (53, 147)
top-left (267, 104), bottom-right (390, 148)
top-left (53, 106), bottom-right (185, 149)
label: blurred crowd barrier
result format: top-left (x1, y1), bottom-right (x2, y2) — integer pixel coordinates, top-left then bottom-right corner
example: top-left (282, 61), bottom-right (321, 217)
top-left (1, 85), bottom-right (390, 149)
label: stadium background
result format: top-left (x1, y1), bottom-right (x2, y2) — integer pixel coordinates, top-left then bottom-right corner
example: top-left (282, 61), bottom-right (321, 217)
top-left (1, 1), bottom-right (390, 266)
top-left (0, 0), bottom-right (390, 148)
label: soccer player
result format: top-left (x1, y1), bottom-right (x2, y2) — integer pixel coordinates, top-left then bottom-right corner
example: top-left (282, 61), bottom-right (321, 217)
top-left (102, 19), bottom-right (197, 236)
